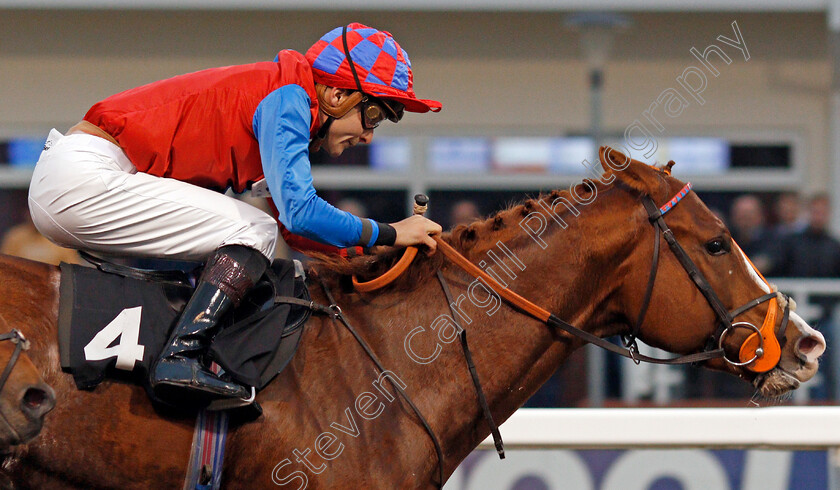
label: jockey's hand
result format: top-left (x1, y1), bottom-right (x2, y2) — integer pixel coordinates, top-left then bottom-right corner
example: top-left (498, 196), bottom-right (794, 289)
top-left (391, 215), bottom-right (442, 253)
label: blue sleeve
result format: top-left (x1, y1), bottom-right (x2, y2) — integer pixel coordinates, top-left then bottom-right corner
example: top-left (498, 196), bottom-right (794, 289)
top-left (253, 84), bottom-right (380, 247)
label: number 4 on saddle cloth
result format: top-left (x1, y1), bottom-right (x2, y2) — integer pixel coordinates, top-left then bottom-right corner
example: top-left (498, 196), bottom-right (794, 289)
top-left (56, 257), bottom-right (311, 405)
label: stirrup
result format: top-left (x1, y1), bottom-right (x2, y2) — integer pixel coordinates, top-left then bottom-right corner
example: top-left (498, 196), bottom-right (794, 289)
top-left (206, 387), bottom-right (256, 411)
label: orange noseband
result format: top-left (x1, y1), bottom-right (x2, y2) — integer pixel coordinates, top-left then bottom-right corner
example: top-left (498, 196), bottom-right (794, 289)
top-left (732, 242), bottom-right (782, 373)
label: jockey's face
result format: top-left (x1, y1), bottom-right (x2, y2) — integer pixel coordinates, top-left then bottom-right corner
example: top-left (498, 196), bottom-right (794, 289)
top-left (319, 88), bottom-right (374, 158)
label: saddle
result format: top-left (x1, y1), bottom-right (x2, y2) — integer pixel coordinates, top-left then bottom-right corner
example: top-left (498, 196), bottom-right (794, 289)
top-left (57, 256), bottom-right (310, 394)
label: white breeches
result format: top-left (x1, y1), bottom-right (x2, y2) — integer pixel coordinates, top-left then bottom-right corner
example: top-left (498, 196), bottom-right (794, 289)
top-left (28, 130), bottom-right (278, 262)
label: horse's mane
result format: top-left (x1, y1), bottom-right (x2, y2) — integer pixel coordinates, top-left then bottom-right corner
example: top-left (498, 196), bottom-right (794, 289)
top-left (310, 154), bottom-right (677, 294)
top-left (310, 181), bottom-right (607, 292)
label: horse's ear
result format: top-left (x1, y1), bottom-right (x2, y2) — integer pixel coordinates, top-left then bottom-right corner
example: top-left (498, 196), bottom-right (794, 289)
top-left (599, 146), bottom-right (664, 196)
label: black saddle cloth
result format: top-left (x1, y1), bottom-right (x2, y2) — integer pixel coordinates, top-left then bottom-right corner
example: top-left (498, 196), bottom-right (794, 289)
top-left (58, 258), bottom-right (309, 391)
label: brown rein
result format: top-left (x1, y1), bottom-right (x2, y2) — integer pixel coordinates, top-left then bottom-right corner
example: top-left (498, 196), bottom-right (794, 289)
top-left (433, 235), bottom-right (729, 366)
top-left (0, 330), bottom-right (29, 396)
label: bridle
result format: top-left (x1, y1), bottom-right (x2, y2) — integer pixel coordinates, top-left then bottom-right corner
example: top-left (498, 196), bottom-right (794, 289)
top-left (627, 181), bottom-right (789, 372)
top-left (0, 330), bottom-right (30, 395)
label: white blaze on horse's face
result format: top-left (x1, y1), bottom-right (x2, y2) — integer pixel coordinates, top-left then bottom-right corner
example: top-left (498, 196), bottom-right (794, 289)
top-left (737, 250), bottom-right (772, 295)
top-left (734, 246), bottom-right (826, 389)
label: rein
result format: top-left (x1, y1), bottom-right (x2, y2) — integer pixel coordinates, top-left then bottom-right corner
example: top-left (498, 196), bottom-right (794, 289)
top-left (432, 236), bottom-right (722, 366)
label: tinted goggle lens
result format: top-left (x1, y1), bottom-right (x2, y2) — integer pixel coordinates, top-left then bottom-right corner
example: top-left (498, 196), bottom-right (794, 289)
top-left (361, 97), bottom-right (404, 129)
top-left (363, 102), bottom-right (386, 129)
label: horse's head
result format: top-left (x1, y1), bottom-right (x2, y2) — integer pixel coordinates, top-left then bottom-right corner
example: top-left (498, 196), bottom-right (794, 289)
top-left (601, 147), bottom-right (825, 398)
top-left (0, 330), bottom-right (55, 447)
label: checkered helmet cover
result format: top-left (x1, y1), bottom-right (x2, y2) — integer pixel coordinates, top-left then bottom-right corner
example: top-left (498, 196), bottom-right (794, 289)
top-left (305, 23), bottom-right (441, 114)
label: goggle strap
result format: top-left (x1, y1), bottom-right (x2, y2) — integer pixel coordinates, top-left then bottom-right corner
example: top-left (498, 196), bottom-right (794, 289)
top-left (342, 25), bottom-right (365, 94)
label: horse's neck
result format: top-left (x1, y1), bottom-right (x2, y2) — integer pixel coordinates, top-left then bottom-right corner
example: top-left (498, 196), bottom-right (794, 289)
top-left (353, 212), bottom-right (628, 476)
top-left (452, 232), bottom-right (619, 462)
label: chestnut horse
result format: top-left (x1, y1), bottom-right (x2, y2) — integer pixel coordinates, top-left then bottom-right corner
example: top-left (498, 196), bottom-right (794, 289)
top-left (0, 152), bottom-right (825, 488)
top-left (0, 324), bottom-right (55, 450)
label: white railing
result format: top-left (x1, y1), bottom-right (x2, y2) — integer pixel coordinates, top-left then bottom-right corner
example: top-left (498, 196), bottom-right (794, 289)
top-left (476, 407), bottom-right (840, 450)
top-left (440, 407), bottom-right (840, 490)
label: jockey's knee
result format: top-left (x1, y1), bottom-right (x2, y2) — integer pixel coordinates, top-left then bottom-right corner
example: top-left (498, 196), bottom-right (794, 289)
top-left (223, 215), bottom-right (278, 260)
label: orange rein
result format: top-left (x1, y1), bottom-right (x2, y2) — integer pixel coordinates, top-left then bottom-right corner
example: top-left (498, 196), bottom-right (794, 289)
top-left (352, 195), bottom-right (429, 293)
top-left (352, 246), bottom-right (419, 292)
top-left (432, 238), bottom-right (551, 322)
top-left (352, 233), bottom-right (784, 374)
top-left (353, 236), bottom-right (552, 323)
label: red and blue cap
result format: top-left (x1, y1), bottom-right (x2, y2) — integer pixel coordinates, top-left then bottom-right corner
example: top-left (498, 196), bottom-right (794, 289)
top-left (305, 23), bottom-right (442, 114)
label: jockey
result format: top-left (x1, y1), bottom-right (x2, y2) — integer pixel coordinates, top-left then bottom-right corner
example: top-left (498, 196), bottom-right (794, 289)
top-left (27, 23), bottom-right (442, 404)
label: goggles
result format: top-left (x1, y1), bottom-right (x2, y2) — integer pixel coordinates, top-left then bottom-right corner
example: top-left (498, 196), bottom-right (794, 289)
top-left (360, 96), bottom-right (405, 130)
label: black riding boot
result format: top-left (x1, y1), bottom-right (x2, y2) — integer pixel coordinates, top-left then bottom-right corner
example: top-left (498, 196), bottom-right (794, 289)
top-left (150, 245), bottom-right (268, 403)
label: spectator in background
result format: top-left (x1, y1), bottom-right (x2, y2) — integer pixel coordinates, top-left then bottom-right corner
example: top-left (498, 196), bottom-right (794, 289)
top-left (773, 194), bottom-right (840, 277)
top-left (449, 199), bottom-right (481, 228)
top-left (729, 195), bottom-right (775, 271)
top-left (773, 192), bottom-right (807, 238)
top-left (773, 193), bottom-right (840, 400)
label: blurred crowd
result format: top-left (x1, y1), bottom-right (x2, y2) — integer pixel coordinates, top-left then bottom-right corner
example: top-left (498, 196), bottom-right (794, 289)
top-left (726, 192), bottom-right (840, 278)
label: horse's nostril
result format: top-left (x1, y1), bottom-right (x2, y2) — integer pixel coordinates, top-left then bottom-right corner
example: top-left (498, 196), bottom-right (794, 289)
top-left (21, 384), bottom-right (55, 419)
top-left (23, 387), bottom-right (47, 409)
top-left (797, 336), bottom-right (825, 359)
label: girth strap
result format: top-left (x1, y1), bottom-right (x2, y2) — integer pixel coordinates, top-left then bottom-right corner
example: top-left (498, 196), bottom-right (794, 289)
top-left (316, 278), bottom-right (447, 489)
top-left (436, 270), bottom-right (505, 459)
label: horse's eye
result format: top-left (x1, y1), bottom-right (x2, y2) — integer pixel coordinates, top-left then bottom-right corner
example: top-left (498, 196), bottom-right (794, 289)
top-left (705, 238), bottom-right (729, 256)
